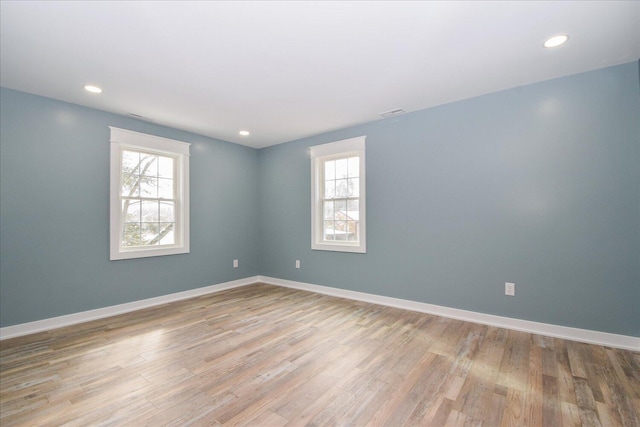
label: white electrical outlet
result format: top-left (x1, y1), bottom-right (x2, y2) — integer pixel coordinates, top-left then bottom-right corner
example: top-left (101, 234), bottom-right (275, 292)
top-left (233, 259), bottom-right (238, 268)
top-left (295, 260), bottom-right (300, 269)
top-left (505, 282), bottom-right (515, 296)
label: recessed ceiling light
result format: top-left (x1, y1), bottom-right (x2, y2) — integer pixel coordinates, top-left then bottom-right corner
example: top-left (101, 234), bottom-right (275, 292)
top-left (239, 130), bottom-right (250, 136)
top-left (543, 34), bottom-right (569, 48)
top-left (84, 85), bottom-right (102, 93)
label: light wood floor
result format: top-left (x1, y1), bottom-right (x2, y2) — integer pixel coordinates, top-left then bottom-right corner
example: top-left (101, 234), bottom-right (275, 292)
top-left (1, 284), bottom-right (638, 426)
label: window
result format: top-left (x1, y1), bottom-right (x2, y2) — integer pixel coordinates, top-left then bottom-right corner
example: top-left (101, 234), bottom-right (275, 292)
top-left (311, 136), bottom-right (366, 253)
top-left (109, 127), bottom-right (190, 260)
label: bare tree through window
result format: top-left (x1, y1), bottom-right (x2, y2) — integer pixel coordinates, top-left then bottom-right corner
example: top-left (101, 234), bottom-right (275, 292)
top-left (120, 150), bottom-right (176, 247)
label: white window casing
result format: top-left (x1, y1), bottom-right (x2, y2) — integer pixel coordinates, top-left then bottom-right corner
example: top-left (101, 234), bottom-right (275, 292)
top-left (310, 136), bottom-right (366, 253)
top-left (109, 127), bottom-right (190, 260)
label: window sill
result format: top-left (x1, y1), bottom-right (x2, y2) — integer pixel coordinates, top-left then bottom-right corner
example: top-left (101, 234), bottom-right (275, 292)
top-left (110, 246), bottom-right (189, 261)
top-left (311, 242), bottom-right (366, 254)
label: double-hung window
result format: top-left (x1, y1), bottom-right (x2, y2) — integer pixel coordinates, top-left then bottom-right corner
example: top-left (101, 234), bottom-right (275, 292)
top-left (109, 127), bottom-right (190, 260)
top-left (311, 136), bottom-right (366, 253)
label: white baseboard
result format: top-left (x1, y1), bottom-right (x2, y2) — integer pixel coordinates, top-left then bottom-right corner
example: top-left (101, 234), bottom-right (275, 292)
top-left (258, 276), bottom-right (640, 352)
top-left (2, 275), bottom-right (638, 352)
top-left (0, 276), bottom-right (259, 340)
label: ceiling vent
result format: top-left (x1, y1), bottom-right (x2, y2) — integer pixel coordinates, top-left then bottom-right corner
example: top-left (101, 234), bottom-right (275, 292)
top-left (128, 113), bottom-right (155, 122)
top-left (379, 108), bottom-right (406, 118)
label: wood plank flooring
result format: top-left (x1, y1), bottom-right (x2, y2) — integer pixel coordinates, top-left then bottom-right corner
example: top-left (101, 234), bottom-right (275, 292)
top-left (1, 283), bottom-right (638, 426)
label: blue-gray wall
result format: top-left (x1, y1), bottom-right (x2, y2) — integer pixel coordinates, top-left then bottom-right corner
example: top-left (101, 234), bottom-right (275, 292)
top-left (0, 88), bottom-right (260, 327)
top-left (258, 62), bottom-right (640, 337)
top-left (2, 62), bottom-right (638, 336)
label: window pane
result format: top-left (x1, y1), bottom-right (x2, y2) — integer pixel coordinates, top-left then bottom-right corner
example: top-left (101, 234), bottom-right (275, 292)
top-left (140, 177), bottom-right (158, 198)
top-left (121, 174), bottom-right (139, 197)
top-left (335, 158), bottom-right (348, 178)
top-left (122, 223), bottom-right (141, 247)
top-left (323, 201), bottom-right (334, 220)
top-left (324, 221), bottom-right (335, 240)
top-left (347, 221), bottom-right (358, 241)
top-left (122, 150), bottom-right (140, 174)
top-left (335, 221), bottom-right (347, 240)
top-left (158, 178), bottom-right (174, 199)
top-left (335, 179), bottom-right (348, 198)
top-left (122, 200), bottom-right (141, 223)
top-left (324, 181), bottom-right (335, 199)
top-left (347, 199), bottom-right (359, 215)
top-left (348, 157), bottom-right (359, 178)
top-left (335, 200), bottom-right (346, 215)
top-left (141, 200), bottom-right (159, 222)
top-left (159, 201), bottom-right (175, 222)
top-left (158, 223), bottom-right (175, 245)
top-left (140, 223), bottom-right (160, 245)
top-left (348, 178), bottom-right (359, 197)
top-left (158, 156), bottom-right (174, 178)
top-left (140, 154), bottom-right (158, 177)
top-left (324, 160), bottom-right (335, 181)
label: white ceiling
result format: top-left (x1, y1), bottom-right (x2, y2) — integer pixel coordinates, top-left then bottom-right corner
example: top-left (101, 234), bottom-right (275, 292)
top-left (1, 1), bottom-right (639, 149)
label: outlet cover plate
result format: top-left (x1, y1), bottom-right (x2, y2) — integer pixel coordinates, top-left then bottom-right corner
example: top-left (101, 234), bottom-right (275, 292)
top-left (505, 282), bottom-right (515, 296)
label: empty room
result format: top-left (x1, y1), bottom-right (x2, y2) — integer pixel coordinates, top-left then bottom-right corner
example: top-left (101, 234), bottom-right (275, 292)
top-left (1, 1), bottom-right (638, 426)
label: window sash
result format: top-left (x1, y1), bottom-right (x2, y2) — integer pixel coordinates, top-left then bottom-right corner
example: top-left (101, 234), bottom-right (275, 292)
top-left (322, 198), bottom-right (360, 242)
top-left (117, 147), bottom-right (183, 250)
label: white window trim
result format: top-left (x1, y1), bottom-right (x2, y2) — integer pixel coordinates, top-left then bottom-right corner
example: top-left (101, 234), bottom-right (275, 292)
top-left (310, 136), bottom-right (366, 253)
top-left (109, 127), bottom-right (190, 260)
